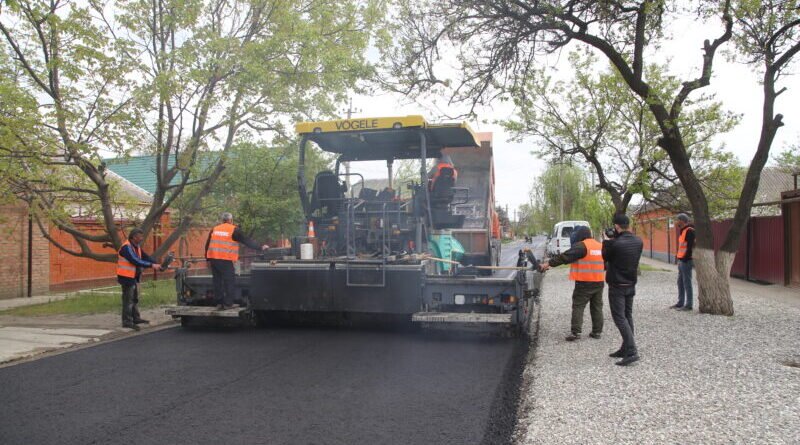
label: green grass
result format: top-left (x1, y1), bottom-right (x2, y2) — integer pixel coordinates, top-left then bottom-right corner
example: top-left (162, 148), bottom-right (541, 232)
top-left (639, 263), bottom-right (670, 272)
top-left (1, 280), bottom-right (176, 317)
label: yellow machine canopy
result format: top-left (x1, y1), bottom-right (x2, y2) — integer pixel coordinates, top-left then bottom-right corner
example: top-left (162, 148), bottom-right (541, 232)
top-left (295, 115), bottom-right (480, 161)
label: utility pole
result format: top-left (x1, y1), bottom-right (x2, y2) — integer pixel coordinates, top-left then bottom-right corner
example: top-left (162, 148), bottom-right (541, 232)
top-left (558, 154), bottom-right (564, 222)
top-left (341, 98), bottom-right (361, 196)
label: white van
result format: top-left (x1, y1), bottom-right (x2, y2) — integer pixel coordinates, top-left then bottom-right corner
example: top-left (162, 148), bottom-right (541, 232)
top-left (547, 220), bottom-right (591, 256)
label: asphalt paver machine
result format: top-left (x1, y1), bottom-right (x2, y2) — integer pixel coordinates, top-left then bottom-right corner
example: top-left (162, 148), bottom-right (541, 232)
top-left (169, 115), bottom-right (538, 335)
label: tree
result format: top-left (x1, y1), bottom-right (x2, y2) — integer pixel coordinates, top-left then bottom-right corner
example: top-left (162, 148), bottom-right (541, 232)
top-left (503, 51), bottom-right (740, 216)
top-left (0, 0), bottom-right (383, 261)
top-left (520, 161), bottom-right (615, 237)
top-left (773, 144), bottom-right (800, 173)
top-left (385, 0), bottom-right (800, 315)
top-left (206, 140), bottom-right (331, 242)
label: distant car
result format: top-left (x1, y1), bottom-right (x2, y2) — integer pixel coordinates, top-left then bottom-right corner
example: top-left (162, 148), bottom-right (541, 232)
top-left (547, 220), bottom-right (591, 256)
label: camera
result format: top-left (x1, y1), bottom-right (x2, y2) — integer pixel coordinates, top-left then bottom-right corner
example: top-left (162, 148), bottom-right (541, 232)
top-left (604, 227), bottom-right (617, 239)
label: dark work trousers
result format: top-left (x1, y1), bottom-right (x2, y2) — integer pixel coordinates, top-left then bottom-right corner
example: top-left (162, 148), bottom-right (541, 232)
top-left (121, 283), bottom-right (141, 325)
top-left (677, 259), bottom-right (694, 308)
top-left (210, 259), bottom-right (236, 306)
top-left (609, 284), bottom-right (637, 356)
top-left (571, 281), bottom-right (604, 335)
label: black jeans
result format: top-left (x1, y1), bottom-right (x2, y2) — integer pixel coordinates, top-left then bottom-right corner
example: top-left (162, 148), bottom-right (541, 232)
top-left (121, 283), bottom-right (141, 325)
top-left (210, 259), bottom-right (236, 306)
top-left (608, 284), bottom-right (637, 356)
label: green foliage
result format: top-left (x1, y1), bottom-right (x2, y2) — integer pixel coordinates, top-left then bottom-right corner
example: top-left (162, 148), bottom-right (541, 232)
top-left (773, 145), bottom-right (800, 173)
top-left (206, 140), bottom-right (331, 241)
top-left (503, 50), bottom-right (741, 217)
top-left (0, 0), bottom-right (385, 260)
top-left (518, 162), bottom-right (615, 237)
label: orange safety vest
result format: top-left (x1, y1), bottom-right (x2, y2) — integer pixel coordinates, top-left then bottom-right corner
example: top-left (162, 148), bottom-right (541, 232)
top-left (429, 162), bottom-right (458, 190)
top-left (569, 238), bottom-right (605, 282)
top-left (677, 226), bottom-right (694, 259)
top-left (117, 240), bottom-right (142, 279)
top-left (206, 223), bottom-right (239, 261)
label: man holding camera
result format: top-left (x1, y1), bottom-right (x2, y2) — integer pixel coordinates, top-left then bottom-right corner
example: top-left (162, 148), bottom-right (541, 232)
top-left (539, 226), bottom-right (604, 341)
top-left (602, 214), bottom-right (643, 366)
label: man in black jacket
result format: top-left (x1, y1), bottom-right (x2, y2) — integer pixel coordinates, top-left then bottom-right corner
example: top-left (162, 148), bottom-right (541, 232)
top-left (540, 226), bottom-right (604, 341)
top-left (602, 214), bottom-right (643, 366)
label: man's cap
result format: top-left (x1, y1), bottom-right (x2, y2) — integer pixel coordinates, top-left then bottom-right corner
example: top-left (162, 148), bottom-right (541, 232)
top-left (613, 214), bottom-right (630, 226)
top-left (676, 213), bottom-right (690, 222)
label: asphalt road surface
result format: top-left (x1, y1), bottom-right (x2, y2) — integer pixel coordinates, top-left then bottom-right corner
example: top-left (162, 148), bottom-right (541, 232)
top-left (0, 238), bottom-right (546, 445)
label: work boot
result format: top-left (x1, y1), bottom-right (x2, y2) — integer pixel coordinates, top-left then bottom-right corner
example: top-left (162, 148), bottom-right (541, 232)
top-left (616, 354), bottom-right (640, 366)
top-left (589, 333), bottom-right (601, 339)
top-left (679, 306), bottom-right (693, 311)
top-left (133, 318), bottom-right (150, 324)
top-left (669, 304), bottom-right (683, 309)
top-left (565, 333), bottom-right (580, 342)
top-left (123, 323), bottom-right (140, 331)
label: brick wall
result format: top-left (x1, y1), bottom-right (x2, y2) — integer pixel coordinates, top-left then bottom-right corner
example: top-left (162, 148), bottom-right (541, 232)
top-left (49, 220), bottom-right (213, 290)
top-left (0, 204), bottom-right (50, 299)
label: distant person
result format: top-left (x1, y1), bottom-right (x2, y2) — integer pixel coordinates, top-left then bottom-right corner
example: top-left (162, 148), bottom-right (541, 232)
top-left (602, 214), bottom-right (643, 366)
top-left (206, 212), bottom-right (269, 310)
top-left (539, 226), bottom-right (604, 341)
top-left (671, 213), bottom-right (696, 311)
top-left (116, 228), bottom-right (160, 330)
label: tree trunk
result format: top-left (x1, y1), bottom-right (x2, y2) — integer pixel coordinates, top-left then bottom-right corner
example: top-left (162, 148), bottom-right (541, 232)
top-left (693, 247), bottom-right (735, 316)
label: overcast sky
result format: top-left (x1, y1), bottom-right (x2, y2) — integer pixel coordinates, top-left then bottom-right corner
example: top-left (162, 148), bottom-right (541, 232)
top-left (347, 15), bottom-right (799, 217)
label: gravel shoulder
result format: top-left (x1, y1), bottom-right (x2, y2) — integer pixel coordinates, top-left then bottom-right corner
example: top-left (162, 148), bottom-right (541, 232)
top-left (515, 266), bottom-right (800, 445)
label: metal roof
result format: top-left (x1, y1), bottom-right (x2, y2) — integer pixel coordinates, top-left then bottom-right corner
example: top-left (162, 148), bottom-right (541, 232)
top-left (297, 116), bottom-right (480, 161)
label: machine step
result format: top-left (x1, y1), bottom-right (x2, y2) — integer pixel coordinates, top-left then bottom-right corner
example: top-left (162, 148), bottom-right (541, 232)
top-left (411, 312), bottom-right (512, 324)
top-left (165, 306), bottom-right (247, 318)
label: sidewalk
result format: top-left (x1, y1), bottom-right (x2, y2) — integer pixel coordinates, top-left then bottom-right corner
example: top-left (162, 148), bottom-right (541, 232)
top-left (639, 255), bottom-right (800, 308)
top-left (515, 266), bottom-right (800, 444)
top-left (0, 287), bottom-right (175, 365)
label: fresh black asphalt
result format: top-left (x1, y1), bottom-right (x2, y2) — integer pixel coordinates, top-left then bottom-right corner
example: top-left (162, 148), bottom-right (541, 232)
top-left (0, 239), bottom-right (545, 445)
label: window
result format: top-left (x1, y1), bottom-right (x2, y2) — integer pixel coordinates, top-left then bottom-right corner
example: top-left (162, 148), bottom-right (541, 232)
top-left (561, 226), bottom-right (573, 238)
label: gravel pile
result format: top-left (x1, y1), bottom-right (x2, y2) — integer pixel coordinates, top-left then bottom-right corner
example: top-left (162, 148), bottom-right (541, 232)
top-left (515, 266), bottom-right (800, 445)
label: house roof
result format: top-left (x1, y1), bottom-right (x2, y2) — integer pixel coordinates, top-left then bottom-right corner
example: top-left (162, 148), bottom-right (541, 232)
top-left (753, 167), bottom-right (795, 205)
top-left (104, 156), bottom-right (177, 194)
top-left (104, 154), bottom-right (218, 194)
top-left (635, 167), bottom-right (794, 216)
top-left (106, 170), bottom-right (153, 203)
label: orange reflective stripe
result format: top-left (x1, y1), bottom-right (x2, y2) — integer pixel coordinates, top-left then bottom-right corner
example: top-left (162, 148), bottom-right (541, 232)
top-left (117, 241), bottom-right (142, 278)
top-left (206, 223), bottom-right (239, 261)
top-left (677, 227), bottom-right (693, 259)
top-left (569, 239), bottom-right (605, 282)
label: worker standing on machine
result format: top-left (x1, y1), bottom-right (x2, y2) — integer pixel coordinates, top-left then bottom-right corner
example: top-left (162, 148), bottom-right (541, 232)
top-left (205, 212), bottom-right (269, 310)
top-left (428, 154), bottom-right (457, 191)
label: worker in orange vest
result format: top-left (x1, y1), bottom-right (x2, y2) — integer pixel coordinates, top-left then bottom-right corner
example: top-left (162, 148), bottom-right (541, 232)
top-left (671, 213), bottom-right (696, 311)
top-left (117, 228), bottom-right (160, 330)
top-left (539, 226), bottom-right (605, 341)
top-left (205, 212), bottom-right (269, 310)
top-left (428, 154), bottom-right (457, 192)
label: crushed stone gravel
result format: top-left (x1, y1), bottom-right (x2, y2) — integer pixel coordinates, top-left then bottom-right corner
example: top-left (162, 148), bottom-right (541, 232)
top-left (515, 267), bottom-right (800, 445)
